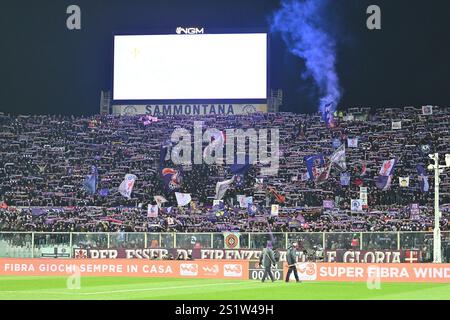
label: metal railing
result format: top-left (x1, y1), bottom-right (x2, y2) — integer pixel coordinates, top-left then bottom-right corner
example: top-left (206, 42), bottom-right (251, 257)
top-left (0, 231), bottom-right (448, 261)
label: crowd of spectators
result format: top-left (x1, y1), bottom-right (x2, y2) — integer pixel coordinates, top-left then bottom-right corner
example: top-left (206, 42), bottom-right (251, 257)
top-left (0, 106), bottom-right (449, 233)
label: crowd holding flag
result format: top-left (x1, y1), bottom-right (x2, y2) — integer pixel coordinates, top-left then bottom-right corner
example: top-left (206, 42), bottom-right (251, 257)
top-left (301, 171), bottom-right (310, 181)
top-left (304, 154), bottom-right (325, 182)
top-left (215, 177), bottom-right (234, 200)
top-left (347, 137), bottom-right (359, 148)
top-left (161, 168), bottom-right (182, 191)
top-left (147, 204), bottom-right (159, 218)
top-left (83, 165), bottom-right (98, 195)
top-left (332, 138), bottom-right (342, 149)
top-left (118, 174), bottom-right (137, 199)
top-left (375, 158), bottom-right (397, 191)
top-left (316, 163), bottom-right (331, 184)
top-left (330, 144), bottom-right (347, 171)
top-left (340, 172), bottom-right (351, 186)
top-left (213, 200), bottom-right (224, 209)
top-left (154, 195), bottom-right (168, 208)
top-left (247, 203), bottom-right (258, 216)
top-left (98, 188), bottom-right (109, 197)
top-left (267, 186), bottom-right (286, 204)
top-left (271, 204), bottom-right (279, 216)
top-left (234, 174), bottom-right (245, 187)
top-left (140, 115), bottom-right (158, 126)
top-left (75, 132), bottom-right (427, 217)
top-left (392, 121), bottom-right (402, 130)
top-left (351, 199), bottom-right (364, 212)
top-left (399, 177), bottom-right (410, 187)
top-left (360, 162), bottom-right (367, 176)
top-left (416, 165), bottom-right (430, 193)
top-left (175, 192), bottom-right (192, 207)
top-left (323, 200), bottom-right (334, 209)
top-left (420, 144), bottom-right (431, 155)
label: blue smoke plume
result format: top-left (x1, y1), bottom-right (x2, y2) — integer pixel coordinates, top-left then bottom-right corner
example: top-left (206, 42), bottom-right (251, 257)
top-left (271, 0), bottom-right (341, 120)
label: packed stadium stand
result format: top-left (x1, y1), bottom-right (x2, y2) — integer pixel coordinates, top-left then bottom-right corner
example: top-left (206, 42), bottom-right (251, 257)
top-left (0, 106), bottom-right (449, 234)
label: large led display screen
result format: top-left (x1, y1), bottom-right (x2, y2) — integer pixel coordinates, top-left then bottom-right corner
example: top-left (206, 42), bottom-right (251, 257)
top-left (113, 33), bottom-right (267, 100)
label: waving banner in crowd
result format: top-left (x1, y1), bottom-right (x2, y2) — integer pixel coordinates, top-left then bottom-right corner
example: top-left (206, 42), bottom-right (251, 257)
top-left (83, 166), bottom-right (98, 195)
top-left (399, 177), bottom-right (410, 187)
top-left (375, 158), bottom-right (397, 191)
top-left (175, 192), bottom-right (192, 207)
top-left (147, 204), bottom-right (159, 218)
top-left (347, 137), bottom-right (358, 148)
top-left (330, 144), bottom-right (346, 171)
top-left (161, 168), bottom-right (182, 192)
top-left (340, 172), bottom-right (351, 186)
top-left (154, 195), bottom-right (168, 208)
top-left (304, 154), bottom-right (325, 182)
top-left (215, 177), bottom-right (234, 200)
top-left (351, 199), bottom-right (364, 212)
top-left (118, 174), bottom-right (137, 199)
top-left (416, 165), bottom-right (429, 193)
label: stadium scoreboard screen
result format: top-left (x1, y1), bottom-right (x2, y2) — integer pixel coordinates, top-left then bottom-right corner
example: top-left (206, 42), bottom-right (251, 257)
top-left (113, 32), bottom-right (268, 101)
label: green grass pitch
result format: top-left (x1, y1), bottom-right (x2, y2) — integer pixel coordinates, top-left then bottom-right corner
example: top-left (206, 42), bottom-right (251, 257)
top-left (0, 277), bottom-right (449, 300)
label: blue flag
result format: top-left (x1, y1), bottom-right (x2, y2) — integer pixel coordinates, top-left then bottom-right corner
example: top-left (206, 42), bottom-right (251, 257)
top-left (416, 165), bottom-right (429, 193)
top-left (247, 203), bottom-right (258, 216)
top-left (332, 138), bottom-right (342, 149)
top-left (375, 158), bottom-right (397, 190)
top-left (161, 167), bottom-right (182, 192)
top-left (340, 172), bottom-right (351, 186)
top-left (83, 166), bottom-right (98, 195)
top-left (304, 154), bottom-right (325, 181)
top-left (99, 188), bottom-right (109, 197)
top-left (235, 174), bottom-right (245, 187)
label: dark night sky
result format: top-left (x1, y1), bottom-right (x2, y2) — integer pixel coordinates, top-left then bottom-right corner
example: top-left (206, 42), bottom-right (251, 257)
top-left (0, 0), bottom-right (449, 116)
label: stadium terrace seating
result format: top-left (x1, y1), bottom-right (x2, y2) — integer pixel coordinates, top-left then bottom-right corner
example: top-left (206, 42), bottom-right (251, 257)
top-left (0, 107), bottom-right (449, 233)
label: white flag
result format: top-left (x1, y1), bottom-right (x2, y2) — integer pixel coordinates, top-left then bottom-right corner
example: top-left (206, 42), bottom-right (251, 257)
top-left (351, 199), bottom-right (363, 212)
top-left (215, 177), bottom-right (234, 200)
top-left (422, 105), bottom-right (433, 115)
top-left (175, 192), bottom-right (192, 207)
top-left (118, 174), bottom-right (137, 199)
top-left (147, 204), bottom-right (159, 218)
top-left (399, 177), bottom-right (410, 187)
top-left (154, 195), bottom-right (168, 208)
top-left (213, 200), bottom-right (224, 207)
top-left (271, 204), bottom-right (279, 216)
top-left (330, 144), bottom-right (346, 171)
top-left (237, 195), bottom-right (246, 208)
top-left (392, 121), bottom-right (402, 130)
top-left (347, 137), bottom-right (359, 148)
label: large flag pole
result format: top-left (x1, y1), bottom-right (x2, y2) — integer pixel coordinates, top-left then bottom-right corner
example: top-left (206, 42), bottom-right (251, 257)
top-left (428, 153), bottom-right (450, 263)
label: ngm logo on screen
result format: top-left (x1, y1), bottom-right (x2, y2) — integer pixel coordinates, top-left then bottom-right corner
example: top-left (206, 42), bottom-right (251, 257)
top-left (176, 27), bottom-right (204, 35)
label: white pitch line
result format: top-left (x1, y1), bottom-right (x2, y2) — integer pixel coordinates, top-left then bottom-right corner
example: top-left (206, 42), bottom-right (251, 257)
top-left (0, 280), bottom-right (257, 296)
top-left (80, 281), bottom-right (255, 295)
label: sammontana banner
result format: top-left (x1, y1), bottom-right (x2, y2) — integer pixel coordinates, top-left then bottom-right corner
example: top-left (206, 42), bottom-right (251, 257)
top-left (112, 104), bottom-right (268, 116)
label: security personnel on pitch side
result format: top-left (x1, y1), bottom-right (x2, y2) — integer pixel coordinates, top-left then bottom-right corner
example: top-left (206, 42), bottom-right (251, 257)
top-left (261, 241), bottom-right (277, 283)
top-left (285, 242), bottom-right (301, 282)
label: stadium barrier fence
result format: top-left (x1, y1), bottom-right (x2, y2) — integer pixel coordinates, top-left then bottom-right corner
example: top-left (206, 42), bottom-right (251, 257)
top-left (0, 231), bottom-right (449, 262)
